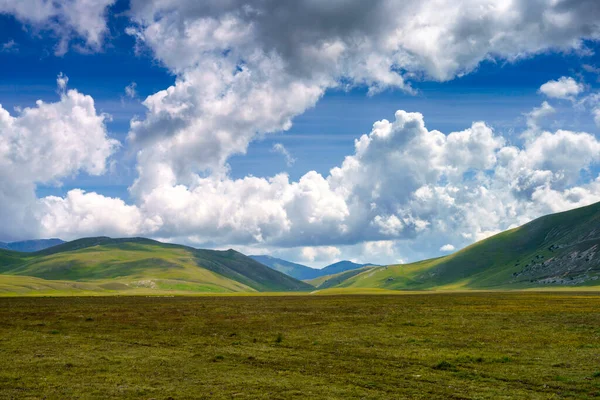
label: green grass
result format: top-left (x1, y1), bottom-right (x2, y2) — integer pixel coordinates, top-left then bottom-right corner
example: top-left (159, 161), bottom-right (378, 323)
top-left (337, 201), bottom-right (600, 290)
top-left (1, 292), bottom-right (600, 398)
top-left (305, 266), bottom-right (375, 288)
top-left (0, 238), bottom-right (313, 293)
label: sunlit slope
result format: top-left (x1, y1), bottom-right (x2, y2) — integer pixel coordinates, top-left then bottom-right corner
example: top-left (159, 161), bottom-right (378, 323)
top-left (339, 201), bottom-right (600, 290)
top-left (0, 238), bottom-right (313, 293)
top-left (305, 266), bottom-right (375, 289)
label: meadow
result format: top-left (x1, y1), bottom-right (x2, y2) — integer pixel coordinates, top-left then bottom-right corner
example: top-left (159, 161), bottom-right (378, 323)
top-left (1, 292), bottom-right (599, 399)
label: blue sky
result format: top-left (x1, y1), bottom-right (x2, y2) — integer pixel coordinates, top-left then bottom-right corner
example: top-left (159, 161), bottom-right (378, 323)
top-left (1, 0), bottom-right (600, 267)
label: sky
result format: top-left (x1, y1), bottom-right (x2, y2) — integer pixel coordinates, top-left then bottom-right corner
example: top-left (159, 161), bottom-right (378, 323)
top-left (1, 0), bottom-right (600, 268)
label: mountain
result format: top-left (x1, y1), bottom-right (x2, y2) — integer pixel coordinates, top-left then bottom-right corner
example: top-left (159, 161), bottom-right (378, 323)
top-left (0, 239), bottom-right (64, 252)
top-left (306, 266), bottom-right (376, 289)
top-left (331, 201), bottom-right (600, 290)
top-left (319, 261), bottom-right (378, 276)
top-left (249, 255), bottom-right (322, 280)
top-left (0, 237), bottom-right (312, 295)
top-left (249, 255), bottom-right (377, 280)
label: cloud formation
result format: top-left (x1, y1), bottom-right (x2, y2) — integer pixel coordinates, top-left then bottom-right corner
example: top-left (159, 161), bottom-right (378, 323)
top-left (0, 0), bottom-right (115, 53)
top-left (1, 1), bottom-right (600, 264)
top-left (0, 75), bottom-right (118, 240)
top-left (539, 76), bottom-right (584, 99)
top-left (124, 0), bottom-right (600, 190)
top-left (440, 244), bottom-right (455, 252)
top-left (28, 102), bottom-right (600, 258)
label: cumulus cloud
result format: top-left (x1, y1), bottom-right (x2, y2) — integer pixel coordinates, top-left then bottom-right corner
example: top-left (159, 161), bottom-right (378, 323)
top-left (129, 0), bottom-right (600, 82)
top-left (0, 0), bottom-right (115, 53)
top-left (0, 75), bottom-right (119, 240)
top-left (123, 0), bottom-right (600, 195)
top-left (37, 190), bottom-right (156, 239)
top-left (440, 244), bottom-right (455, 252)
top-left (300, 246), bottom-right (342, 264)
top-left (5, 86), bottom-right (600, 261)
top-left (539, 76), bottom-right (584, 99)
top-left (51, 106), bottom-right (600, 252)
top-left (4, 1), bottom-right (600, 263)
top-left (121, 0), bottom-right (600, 196)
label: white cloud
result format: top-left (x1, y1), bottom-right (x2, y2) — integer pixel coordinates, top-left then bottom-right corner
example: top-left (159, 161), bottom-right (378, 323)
top-left (123, 0), bottom-right (600, 198)
top-left (4, 1), bottom-right (600, 264)
top-left (0, 0), bottom-right (115, 54)
top-left (50, 104), bottom-right (600, 252)
top-left (440, 244), bottom-right (455, 252)
top-left (129, 0), bottom-right (600, 82)
top-left (272, 143), bottom-right (295, 167)
top-left (4, 76), bottom-right (599, 265)
top-left (0, 76), bottom-right (119, 240)
top-left (300, 246), bottom-right (342, 264)
top-left (539, 76), bottom-right (584, 100)
top-left (37, 190), bottom-right (157, 239)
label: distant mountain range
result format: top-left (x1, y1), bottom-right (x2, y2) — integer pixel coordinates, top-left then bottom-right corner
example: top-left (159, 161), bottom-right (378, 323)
top-left (248, 255), bottom-right (378, 280)
top-left (0, 239), bottom-right (65, 252)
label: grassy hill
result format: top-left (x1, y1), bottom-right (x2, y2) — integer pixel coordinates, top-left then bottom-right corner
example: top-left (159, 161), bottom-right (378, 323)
top-left (0, 237), bottom-right (313, 294)
top-left (305, 266), bottom-right (375, 289)
top-left (334, 201), bottom-right (600, 290)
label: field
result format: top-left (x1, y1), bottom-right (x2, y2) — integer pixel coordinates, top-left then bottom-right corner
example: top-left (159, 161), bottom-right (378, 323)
top-left (1, 292), bottom-right (600, 399)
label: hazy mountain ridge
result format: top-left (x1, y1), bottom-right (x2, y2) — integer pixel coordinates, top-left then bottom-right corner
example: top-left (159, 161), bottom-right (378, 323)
top-left (249, 255), bottom-right (377, 280)
top-left (0, 239), bottom-right (65, 252)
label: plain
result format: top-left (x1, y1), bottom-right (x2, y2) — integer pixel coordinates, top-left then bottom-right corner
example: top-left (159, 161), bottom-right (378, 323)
top-left (1, 292), bottom-right (599, 399)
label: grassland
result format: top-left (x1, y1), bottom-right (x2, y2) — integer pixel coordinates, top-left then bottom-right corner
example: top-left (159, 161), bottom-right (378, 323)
top-left (1, 292), bottom-right (599, 399)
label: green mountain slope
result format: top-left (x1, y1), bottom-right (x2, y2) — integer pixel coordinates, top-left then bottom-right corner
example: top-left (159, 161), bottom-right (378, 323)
top-left (305, 266), bottom-right (375, 289)
top-left (0, 237), bottom-right (313, 294)
top-left (337, 201), bottom-right (600, 290)
top-left (319, 261), bottom-right (378, 276)
top-left (249, 255), bottom-right (319, 280)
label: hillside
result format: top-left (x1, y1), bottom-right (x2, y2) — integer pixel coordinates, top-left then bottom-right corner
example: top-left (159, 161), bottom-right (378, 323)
top-left (319, 261), bottom-right (378, 276)
top-left (0, 237), bottom-right (312, 294)
top-left (249, 255), bottom-right (319, 280)
top-left (0, 239), bottom-right (64, 252)
top-left (334, 201), bottom-right (600, 290)
top-left (305, 266), bottom-right (375, 289)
